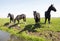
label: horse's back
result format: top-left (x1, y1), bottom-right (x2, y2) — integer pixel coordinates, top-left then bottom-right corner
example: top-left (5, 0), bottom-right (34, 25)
top-left (36, 13), bottom-right (40, 18)
top-left (34, 12), bottom-right (40, 18)
top-left (11, 14), bottom-right (14, 19)
top-left (15, 14), bottom-right (26, 20)
top-left (21, 14), bottom-right (26, 18)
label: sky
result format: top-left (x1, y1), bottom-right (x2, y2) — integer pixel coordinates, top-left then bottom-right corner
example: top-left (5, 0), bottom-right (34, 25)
top-left (0, 0), bottom-right (60, 18)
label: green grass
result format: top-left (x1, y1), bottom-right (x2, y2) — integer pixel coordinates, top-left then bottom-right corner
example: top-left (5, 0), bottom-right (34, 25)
top-left (0, 18), bottom-right (60, 41)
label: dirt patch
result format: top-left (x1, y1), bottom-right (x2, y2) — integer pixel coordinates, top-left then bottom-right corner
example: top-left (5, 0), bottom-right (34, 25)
top-left (8, 34), bottom-right (24, 41)
top-left (4, 23), bottom-right (20, 30)
top-left (26, 31), bottom-right (60, 41)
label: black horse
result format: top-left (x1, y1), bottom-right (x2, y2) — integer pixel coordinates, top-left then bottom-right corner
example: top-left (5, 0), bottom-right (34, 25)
top-left (7, 13), bottom-right (14, 23)
top-left (33, 11), bottom-right (40, 24)
top-left (45, 4), bottom-right (57, 24)
top-left (14, 14), bottom-right (26, 24)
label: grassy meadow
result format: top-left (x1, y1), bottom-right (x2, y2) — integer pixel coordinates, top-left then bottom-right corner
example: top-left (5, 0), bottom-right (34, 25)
top-left (0, 18), bottom-right (60, 41)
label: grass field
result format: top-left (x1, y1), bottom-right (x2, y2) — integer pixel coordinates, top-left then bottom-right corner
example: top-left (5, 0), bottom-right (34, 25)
top-left (0, 18), bottom-right (60, 41)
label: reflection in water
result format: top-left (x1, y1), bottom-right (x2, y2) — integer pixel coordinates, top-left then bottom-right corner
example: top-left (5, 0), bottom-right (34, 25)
top-left (0, 30), bottom-right (10, 41)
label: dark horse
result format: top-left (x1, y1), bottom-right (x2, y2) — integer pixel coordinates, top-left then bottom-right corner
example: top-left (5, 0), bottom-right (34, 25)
top-left (7, 13), bottom-right (14, 23)
top-left (45, 4), bottom-right (57, 24)
top-left (33, 11), bottom-right (40, 23)
top-left (14, 14), bottom-right (26, 24)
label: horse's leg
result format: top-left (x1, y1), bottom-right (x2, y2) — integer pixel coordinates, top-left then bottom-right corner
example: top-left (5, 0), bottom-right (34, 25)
top-left (23, 18), bottom-right (26, 22)
top-left (48, 17), bottom-right (50, 24)
top-left (37, 18), bottom-right (40, 23)
top-left (45, 17), bottom-right (47, 24)
top-left (11, 19), bottom-right (13, 23)
top-left (17, 20), bottom-right (19, 24)
top-left (10, 19), bottom-right (11, 23)
top-left (38, 18), bottom-right (40, 23)
top-left (35, 19), bottom-right (37, 24)
top-left (23, 18), bottom-right (26, 24)
top-left (12, 19), bottom-right (14, 24)
top-left (10, 18), bottom-right (12, 23)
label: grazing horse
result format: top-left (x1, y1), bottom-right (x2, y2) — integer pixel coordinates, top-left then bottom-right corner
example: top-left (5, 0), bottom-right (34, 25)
top-left (7, 13), bottom-right (14, 23)
top-left (33, 11), bottom-right (40, 23)
top-left (14, 14), bottom-right (26, 24)
top-left (45, 4), bottom-right (57, 24)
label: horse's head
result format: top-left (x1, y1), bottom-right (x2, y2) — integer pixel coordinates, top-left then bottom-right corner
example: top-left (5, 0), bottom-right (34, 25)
top-left (33, 11), bottom-right (37, 18)
top-left (49, 4), bottom-right (57, 12)
top-left (33, 11), bottom-right (37, 16)
top-left (7, 13), bottom-right (11, 17)
top-left (33, 11), bottom-right (36, 14)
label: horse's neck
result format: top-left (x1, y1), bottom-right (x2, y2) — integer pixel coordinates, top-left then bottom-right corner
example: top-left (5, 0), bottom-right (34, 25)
top-left (47, 8), bottom-right (51, 14)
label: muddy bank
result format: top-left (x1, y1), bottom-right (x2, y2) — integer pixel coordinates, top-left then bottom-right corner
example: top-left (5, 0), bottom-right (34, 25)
top-left (27, 31), bottom-right (60, 41)
top-left (8, 34), bottom-right (26, 41)
top-left (9, 31), bottom-right (60, 41)
top-left (0, 30), bottom-right (60, 41)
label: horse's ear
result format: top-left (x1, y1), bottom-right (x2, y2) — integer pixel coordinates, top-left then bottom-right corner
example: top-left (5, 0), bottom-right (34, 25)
top-left (8, 13), bottom-right (10, 14)
top-left (51, 4), bottom-right (54, 6)
top-left (33, 11), bottom-right (36, 13)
